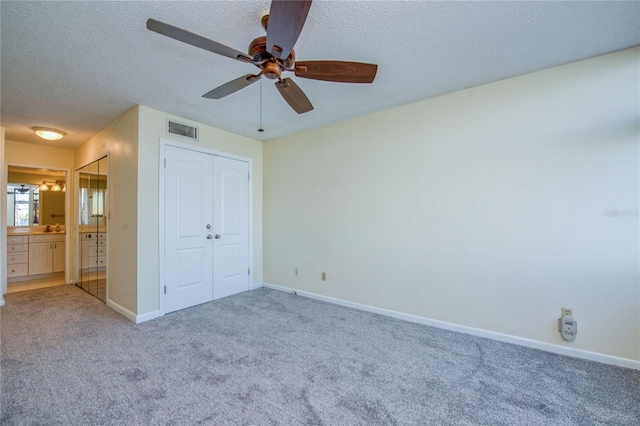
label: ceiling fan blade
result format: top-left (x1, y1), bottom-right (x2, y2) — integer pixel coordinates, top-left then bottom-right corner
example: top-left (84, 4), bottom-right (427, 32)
top-left (147, 18), bottom-right (253, 62)
top-left (275, 78), bottom-right (313, 114)
top-left (266, 0), bottom-right (312, 59)
top-left (294, 61), bottom-right (378, 83)
top-left (202, 74), bottom-right (261, 99)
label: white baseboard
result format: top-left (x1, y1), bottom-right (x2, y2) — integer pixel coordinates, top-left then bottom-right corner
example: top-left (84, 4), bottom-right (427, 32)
top-left (106, 298), bottom-right (163, 324)
top-left (136, 310), bottom-right (162, 324)
top-left (106, 298), bottom-right (137, 323)
top-left (115, 284), bottom-right (264, 324)
top-left (262, 282), bottom-right (640, 370)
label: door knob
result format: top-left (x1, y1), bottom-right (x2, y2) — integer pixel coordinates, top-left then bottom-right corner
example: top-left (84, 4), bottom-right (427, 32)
top-left (214, 234), bottom-right (221, 239)
top-left (206, 224), bottom-right (211, 230)
top-left (206, 234), bottom-right (213, 239)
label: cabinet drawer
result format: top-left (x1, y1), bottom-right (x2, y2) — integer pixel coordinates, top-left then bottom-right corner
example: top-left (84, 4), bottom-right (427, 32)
top-left (88, 256), bottom-right (107, 267)
top-left (7, 263), bottom-right (28, 278)
top-left (29, 234), bottom-right (65, 243)
top-left (8, 235), bottom-right (28, 243)
top-left (7, 251), bottom-right (29, 264)
top-left (86, 240), bottom-right (106, 247)
top-left (89, 249), bottom-right (106, 258)
top-left (8, 243), bottom-right (28, 253)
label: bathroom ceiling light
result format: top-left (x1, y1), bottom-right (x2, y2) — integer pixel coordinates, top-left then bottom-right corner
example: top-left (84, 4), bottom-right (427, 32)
top-left (32, 127), bottom-right (66, 141)
top-left (40, 181), bottom-right (50, 191)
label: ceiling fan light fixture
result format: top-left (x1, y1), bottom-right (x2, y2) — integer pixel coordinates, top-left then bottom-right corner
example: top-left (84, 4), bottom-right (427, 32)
top-left (32, 127), bottom-right (67, 141)
top-left (16, 185), bottom-right (29, 194)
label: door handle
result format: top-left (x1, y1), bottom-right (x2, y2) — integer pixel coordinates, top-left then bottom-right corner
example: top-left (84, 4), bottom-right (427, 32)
top-left (214, 234), bottom-right (221, 239)
top-left (206, 224), bottom-right (211, 230)
top-left (206, 234), bottom-right (213, 240)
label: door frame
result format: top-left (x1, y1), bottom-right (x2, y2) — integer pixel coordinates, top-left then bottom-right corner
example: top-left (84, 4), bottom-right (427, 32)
top-left (2, 161), bottom-right (72, 291)
top-left (158, 138), bottom-right (253, 316)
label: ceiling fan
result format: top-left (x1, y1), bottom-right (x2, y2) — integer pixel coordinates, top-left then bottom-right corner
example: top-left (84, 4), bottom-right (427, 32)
top-left (147, 0), bottom-right (377, 114)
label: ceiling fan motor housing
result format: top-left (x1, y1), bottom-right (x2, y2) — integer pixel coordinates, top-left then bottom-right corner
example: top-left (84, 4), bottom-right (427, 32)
top-left (249, 36), bottom-right (295, 79)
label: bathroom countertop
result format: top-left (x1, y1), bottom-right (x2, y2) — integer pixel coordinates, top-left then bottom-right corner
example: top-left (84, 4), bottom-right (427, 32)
top-left (7, 227), bottom-right (66, 236)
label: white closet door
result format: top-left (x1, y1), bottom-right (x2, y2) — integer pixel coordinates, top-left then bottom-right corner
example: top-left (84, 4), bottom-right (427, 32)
top-left (212, 155), bottom-right (250, 300)
top-left (164, 146), bottom-right (214, 313)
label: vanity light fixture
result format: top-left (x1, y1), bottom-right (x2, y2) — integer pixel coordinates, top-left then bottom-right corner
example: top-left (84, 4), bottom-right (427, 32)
top-left (32, 126), bottom-right (67, 141)
top-left (40, 181), bottom-right (50, 191)
top-left (51, 183), bottom-right (62, 192)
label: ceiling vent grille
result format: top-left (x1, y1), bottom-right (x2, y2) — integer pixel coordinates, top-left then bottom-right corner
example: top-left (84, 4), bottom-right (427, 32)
top-left (167, 119), bottom-right (198, 141)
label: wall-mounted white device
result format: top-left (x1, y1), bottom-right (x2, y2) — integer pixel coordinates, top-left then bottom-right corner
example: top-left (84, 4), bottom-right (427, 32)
top-left (558, 309), bottom-right (577, 341)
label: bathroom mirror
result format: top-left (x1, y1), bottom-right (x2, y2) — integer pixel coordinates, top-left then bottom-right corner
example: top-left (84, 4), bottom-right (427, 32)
top-left (7, 166), bottom-right (66, 226)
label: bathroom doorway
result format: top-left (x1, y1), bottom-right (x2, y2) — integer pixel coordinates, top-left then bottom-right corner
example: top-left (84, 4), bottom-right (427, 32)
top-left (6, 165), bottom-right (69, 293)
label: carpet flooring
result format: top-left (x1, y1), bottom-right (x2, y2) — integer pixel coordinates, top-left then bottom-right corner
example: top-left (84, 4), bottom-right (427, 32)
top-left (1, 285), bottom-right (638, 425)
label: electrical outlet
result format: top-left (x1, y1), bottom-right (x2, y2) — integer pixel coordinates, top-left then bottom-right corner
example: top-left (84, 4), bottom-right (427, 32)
top-left (294, 268), bottom-right (299, 277)
top-left (561, 307), bottom-right (573, 317)
top-left (321, 272), bottom-right (327, 281)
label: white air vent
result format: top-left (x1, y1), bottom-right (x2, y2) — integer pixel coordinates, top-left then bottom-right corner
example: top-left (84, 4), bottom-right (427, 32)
top-left (167, 119), bottom-right (198, 141)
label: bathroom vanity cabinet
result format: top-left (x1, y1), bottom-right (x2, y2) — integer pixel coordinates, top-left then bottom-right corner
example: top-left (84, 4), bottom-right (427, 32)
top-left (6, 232), bottom-right (65, 281)
top-left (28, 234), bottom-right (65, 275)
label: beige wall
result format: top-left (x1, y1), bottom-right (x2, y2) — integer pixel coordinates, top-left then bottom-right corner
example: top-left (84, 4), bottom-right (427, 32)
top-left (5, 140), bottom-right (75, 170)
top-left (75, 106), bottom-right (139, 313)
top-left (40, 191), bottom-right (65, 226)
top-left (263, 48), bottom-right (640, 361)
top-left (136, 106), bottom-right (263, 316)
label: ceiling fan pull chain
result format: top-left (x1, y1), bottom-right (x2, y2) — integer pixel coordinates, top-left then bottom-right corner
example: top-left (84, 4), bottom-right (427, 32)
top-left (258, 79), bottom-right (264, 133)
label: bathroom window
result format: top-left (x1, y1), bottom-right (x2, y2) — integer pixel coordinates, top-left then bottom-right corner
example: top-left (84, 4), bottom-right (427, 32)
top-left (7, 186), bottom-right (33, 226)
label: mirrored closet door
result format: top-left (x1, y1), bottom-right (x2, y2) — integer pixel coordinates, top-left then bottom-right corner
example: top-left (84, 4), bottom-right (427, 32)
top-left (75, 156), bottom-right (108, 301)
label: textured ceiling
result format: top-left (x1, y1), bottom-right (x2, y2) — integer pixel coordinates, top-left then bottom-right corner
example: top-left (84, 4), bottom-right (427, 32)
top-left (1, 1), bottom-right (639, 149)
